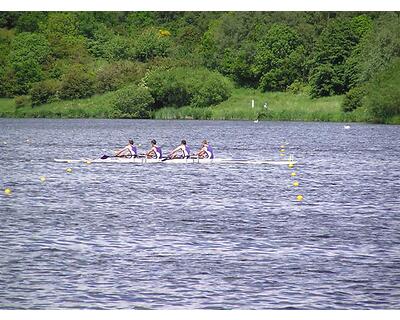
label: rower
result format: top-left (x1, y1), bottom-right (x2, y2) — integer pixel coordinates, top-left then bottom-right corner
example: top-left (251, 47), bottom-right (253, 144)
top-left (146, 139), bottom-right (162, 159)
top-left (169, 140), bottom-right (191, 159)
top-left (115, 139), bottom-right (137, 158)
top-left (197, 139), bottom-right (214, 159)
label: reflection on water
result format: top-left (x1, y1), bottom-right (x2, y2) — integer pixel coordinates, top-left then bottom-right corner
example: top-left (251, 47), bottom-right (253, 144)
top-left (0, 119), bottom-right (400, 309)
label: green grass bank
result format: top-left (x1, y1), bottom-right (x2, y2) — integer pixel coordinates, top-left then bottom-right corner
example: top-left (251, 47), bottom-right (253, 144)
top-left (1, 88), bottom-right (398, 124)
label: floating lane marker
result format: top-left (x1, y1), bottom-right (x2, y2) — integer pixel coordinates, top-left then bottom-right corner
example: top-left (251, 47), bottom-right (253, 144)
top-left (85, 160), bottom-right (92, 164)
top-left (288, 163), bottom-right (294, 168)
top-left (296, 195), bottom-right (303, 201)
top-left (4, 188), bottom-right (12, 195)
top-left (291, 172), bottom-right (297, 177)
top-left (66, 168), bottom-right (72, 173)
top-left (293, 181), bottom-right (299, 187)
top-left (40, 176), bottom-right (46, 182)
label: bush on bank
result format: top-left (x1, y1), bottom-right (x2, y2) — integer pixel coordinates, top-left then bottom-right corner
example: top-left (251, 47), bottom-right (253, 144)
top-left (30, 79), bottom-right (61, 106)
top-left (364, 58), bottom-right (400, 121)
top-left (59, 65), bottom-right (96, 100)
top-left (113, 85), bottom-right (154, 118)
top-left (144, 66), bottom-right (233, 109)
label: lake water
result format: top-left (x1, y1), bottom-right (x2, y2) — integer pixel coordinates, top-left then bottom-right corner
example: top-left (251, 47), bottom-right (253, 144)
top-left (0, 119), bottom-right (399, 309)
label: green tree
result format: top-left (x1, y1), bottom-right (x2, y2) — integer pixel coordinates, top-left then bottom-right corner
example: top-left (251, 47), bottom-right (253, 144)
top-left (133, 29), bottom-right (171, 62)
top-left (15, 12), bottom-right (47, 33)
top-left (0, 28), bottom-right (14, 96)
top-left (102, 35), bottom-right (134, 61)
top-left (356, 13), bottom-right (399, 84)
top-left (365, 58), bottom-right (400, 120)
top-left (254, 24), bottom-right (306, 91)
top-left (39, 12), bottom-right (88, 60)
top-left (8, 32), bottom-right (51, 94)
top-left (86, 23), bottom-right (114, 58)
top-left (0, 12), bottom-right (21, 29)
top-left (201, 13), bottom-right (253, 76)
top-left (126, 12), bottom-right (156, 32)
top-left (310, 18), bottom-right (358, 97)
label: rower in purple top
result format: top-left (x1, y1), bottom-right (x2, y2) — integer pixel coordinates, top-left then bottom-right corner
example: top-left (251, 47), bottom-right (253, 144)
top-left (146, 139), bottom-right (162, 159)
top-left (169, 140), bottom-right (191, 159)
top-left (115, 139), bottom-right (137, 158)
top-left (196, 139), bottom-right (214, 159)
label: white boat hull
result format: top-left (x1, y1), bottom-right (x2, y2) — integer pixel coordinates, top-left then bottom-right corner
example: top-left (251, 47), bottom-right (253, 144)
top-left (54, 157), bottom-right (296, 165)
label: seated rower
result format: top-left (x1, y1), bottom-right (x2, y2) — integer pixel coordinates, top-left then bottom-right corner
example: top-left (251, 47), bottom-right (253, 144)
top-left (197, 139), bottom-right (214, 159)
top-left (115, 139), bottom-right (137, 158)
top-left (169, 140), bottom-right (191, 159)
top-left (146, 139), bottom-right (162, 159)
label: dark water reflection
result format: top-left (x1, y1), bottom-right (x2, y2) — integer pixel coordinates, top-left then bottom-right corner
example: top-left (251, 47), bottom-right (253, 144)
top-left (0, 119), bottom-right (399, 309)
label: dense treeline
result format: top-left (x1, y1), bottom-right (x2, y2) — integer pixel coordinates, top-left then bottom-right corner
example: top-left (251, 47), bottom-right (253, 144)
top-left (0, 12), bottom-right (399, 122)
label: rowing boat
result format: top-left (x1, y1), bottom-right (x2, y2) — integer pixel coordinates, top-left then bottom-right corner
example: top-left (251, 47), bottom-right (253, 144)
top-left (54, 156), bottom-right (296, 165)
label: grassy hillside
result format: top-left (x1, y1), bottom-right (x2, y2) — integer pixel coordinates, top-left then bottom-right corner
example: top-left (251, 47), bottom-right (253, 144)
top-left (0, 87), bottom-right (389, 123)
top-left (154, 88), bottom-right (377, 123)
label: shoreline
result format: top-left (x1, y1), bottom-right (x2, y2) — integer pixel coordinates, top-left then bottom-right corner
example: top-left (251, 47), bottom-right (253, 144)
top-left (1, 89), bottom-right (398, 124)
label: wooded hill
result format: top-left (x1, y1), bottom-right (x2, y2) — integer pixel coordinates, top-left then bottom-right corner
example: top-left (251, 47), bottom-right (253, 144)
top-left (0, 12), bottom-right (399, 122)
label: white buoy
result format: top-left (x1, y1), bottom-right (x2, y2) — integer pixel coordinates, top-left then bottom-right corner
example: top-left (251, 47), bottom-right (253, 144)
top-left (254, 119), bottom-right (259, 123)
top-left (344, 125), bottom-right (350, 129)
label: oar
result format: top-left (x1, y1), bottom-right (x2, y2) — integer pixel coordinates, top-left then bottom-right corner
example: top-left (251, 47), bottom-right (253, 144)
top-left (101, 154), bottom-right (145, 159)
top-left (161, 155), bottom-right (173, 162)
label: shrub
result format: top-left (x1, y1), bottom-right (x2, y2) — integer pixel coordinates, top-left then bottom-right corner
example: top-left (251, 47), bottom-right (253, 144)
top-left (190, 74), bottom-right (233, 107)
top-left (341, 86), bottom-right (366, 112)
top-left (144, 67), bottom-right (233, 109)
top-left (102, 35), bottom-right (134, 61)
top-left (287, 80), bottom-right (310, 95)
top-left (95, 61), bottom-right (146, 93)
top-left (14, 95), bottom-right (31, 108)
top-left (30, 79), bottom-right (61, 106)
top-left (113, 85), bottom-right (154, 118)
top-left (133, 29), bottom-right (171, 62)
top-left (59, 65), bottom-right (95, 100)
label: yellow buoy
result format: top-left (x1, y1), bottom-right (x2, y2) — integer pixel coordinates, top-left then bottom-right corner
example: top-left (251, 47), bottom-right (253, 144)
top-left (280, 153), bottom-right (285, 157)
top-left (291, 172), bottom-right (297, 177)
top-left (296, 195), bottom-right (303, 201)
top-left (4, 188), bottom-right (12, 195)
top-left (280, 145), bottom-right (285, 148)
top-left (288, 163), bottom-right (294, 168)
top-left (85, 160), bottom-right (92, 164)
top-left (40, 176), bottom-right (46, 182)
top-left (66, 168), bottom-right (72, 173)
top-left (293, 181), bottom-right (299, 187)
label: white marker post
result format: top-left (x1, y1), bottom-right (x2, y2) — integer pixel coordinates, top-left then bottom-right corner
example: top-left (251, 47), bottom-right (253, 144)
top-left (251, 99), bottom-right (255, 108)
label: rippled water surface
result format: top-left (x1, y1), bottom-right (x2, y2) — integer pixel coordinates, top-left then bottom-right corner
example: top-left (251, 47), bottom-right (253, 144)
top-left (0, 119), bottom-right (399, 309)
